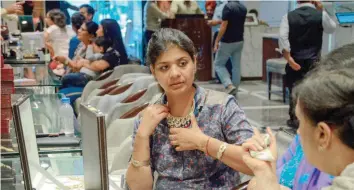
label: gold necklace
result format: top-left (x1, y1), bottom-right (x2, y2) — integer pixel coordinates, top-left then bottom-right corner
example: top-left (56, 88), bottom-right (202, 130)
top-left (166, 99), bottom-right (195, 128)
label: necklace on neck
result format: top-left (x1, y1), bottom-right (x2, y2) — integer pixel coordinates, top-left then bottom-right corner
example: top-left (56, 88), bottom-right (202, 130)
top-left (166, 99), bottom-right (195, 128)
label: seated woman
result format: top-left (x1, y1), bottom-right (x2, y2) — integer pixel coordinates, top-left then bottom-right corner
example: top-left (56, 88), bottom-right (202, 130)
top-left (60, 36), bottom-right (109, 88)
top-left (55, 19), bottom-right (128, 83)
top-left (276, 44), bottom-right (354, 190)
top-left (241, 46), bottom-right (354, 190)
top-left (126, 28), bottom-right (254, 190)
top-left (54, 21), bottom-right (98, 88)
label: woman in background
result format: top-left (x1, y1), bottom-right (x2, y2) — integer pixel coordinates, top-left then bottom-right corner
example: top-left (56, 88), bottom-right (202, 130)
top-left (170, 0), bottom-right (203, 15)
top-left (143, 0), bottom-right (174, 63)
top-left (68, 12), bottom-right (86, 59)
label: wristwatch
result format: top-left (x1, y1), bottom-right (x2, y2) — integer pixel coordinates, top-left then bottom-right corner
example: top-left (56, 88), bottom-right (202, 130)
top-left (130, 158), bottom-right (150, 168)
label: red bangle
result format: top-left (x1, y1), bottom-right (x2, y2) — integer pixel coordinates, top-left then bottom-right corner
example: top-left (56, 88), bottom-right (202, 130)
top-left (205, 137), bottom-right (211, 156)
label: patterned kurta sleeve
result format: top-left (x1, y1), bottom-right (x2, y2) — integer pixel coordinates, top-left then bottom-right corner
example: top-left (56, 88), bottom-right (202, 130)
top-left (131, 118), bottom-right (156, 176)
top-left (276, 135), bottom-right (299, 177)
top-left (220, 96), bottom-right (253, 145)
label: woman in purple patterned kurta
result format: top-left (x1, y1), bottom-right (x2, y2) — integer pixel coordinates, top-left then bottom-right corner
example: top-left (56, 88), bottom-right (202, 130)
top-left (126, 28), bottom-right (254, 190)
top-left (277, 135), bottom-right (333, 190)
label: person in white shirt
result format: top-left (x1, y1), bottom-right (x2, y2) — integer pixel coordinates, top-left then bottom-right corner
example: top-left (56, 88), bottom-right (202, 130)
top-left (44, 9), bottom-right (75, 58)
top-left (278, 0), bottom-right (336, 128)
top-left (170, 0), bottom-right (203, 15)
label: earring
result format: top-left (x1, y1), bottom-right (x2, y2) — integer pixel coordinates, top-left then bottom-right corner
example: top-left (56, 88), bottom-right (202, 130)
top-left (319, 146), bottom-right (324, 151)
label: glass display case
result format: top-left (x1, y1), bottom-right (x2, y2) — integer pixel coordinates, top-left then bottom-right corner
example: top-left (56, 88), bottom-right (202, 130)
top-left (10, 63), bottom-right (61, 94)
top-left (1, 96), bottom-right (125, 190)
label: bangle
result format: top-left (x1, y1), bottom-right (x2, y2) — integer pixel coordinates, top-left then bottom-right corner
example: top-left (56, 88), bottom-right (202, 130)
top-left (130, 158), bottom-right (150, 168)
top-left (64, 58), bottom-right (69, 65)
top-left (205, 137), bottom-right (211, 156)
top-left (216, 143), bottom-right (227, 160)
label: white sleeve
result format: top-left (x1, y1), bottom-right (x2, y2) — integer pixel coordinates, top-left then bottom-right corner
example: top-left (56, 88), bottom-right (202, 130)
top-left (322, 11), bottom-right (336, 34)
top-left (279, 14), bottom-right (290, 52)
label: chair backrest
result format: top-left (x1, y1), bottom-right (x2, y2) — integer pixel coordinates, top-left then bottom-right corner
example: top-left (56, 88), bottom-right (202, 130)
top-left (97, 84), bottom-right (120, 96)
top-left (99, 78), bottom-right (120, 89)
top-left (106, 117), bottom-right (136, 147)
top-left (109, 136), bottom-right (133, 173)
top-left (81, 65), bottom-right (150, 102)
top-left (109, 82), bottom-right (134, 95)
top-left (95, 70), bottom-right (113, 81)
top-left (105, 83), bottom-right (162, 126)
top-left (120, 103), bottom-right (149, 119)
top-left (96, 76), bottom-right (155, 114)
top-left (121, 89), bottom-right (148, 103)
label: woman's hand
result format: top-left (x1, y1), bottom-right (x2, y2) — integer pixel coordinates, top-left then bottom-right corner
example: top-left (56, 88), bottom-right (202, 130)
top-left (53, 56), bottom-right (67, 64)
top-left (137, 105), bottom-right (169, 138)
top-left (169, 114), bottom-right (208, 151)
top-left (76, 58), bottom-right (89, 69)
top-left (242, 127), bottom-right (277, 174)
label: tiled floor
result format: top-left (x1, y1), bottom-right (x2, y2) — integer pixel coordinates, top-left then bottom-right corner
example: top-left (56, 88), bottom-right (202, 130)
top-left (198, 80), bottom-right (291, 131)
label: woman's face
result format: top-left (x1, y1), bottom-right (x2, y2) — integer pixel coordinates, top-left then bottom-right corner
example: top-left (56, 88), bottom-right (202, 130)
top-left (296, 102), bottom-right (331, 174)
top-left (78, 23), bottom-right (92, 42)
top-left (96, 25), bottom-right (104, 37)
top-left (151, 46), bottom-right (196, 96)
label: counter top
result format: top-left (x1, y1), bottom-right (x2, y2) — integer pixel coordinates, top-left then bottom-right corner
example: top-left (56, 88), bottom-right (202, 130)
top-left (262, 33), bottom-right (279, 39)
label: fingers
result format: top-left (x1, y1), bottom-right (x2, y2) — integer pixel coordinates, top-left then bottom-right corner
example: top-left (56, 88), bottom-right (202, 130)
top-left (169, 128), bottom-right (181, 135)
top-left (266, 127), bottom-right (275, 141)
top-left (242, 142), bottom-right (260, 152)
top-left (242, 153), bottom-right (256, 169)
top-left (170, 140), bottom-right (178, 146)
top-left (253, 127), bottom-right (266, 148)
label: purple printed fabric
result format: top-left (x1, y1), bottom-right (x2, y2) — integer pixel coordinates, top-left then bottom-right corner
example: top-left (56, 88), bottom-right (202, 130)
top-left (277, 135), bottom-right (333, 190)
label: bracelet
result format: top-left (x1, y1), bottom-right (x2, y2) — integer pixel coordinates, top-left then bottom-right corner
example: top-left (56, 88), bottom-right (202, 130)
top-left (216, 143), bottom-right (227, 160)
top-left (205, 137), bottom-right (211, 156)
top-left (64, 58), bottom-right (69, 65)
top-left (130, 158), bottom-right (150, 168)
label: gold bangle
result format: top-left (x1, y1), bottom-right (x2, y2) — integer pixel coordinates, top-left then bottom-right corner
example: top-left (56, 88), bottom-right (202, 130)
top-left (130, 158), bottom-right (150, 168)
top-left (216, 143), bottom-right (227, 160)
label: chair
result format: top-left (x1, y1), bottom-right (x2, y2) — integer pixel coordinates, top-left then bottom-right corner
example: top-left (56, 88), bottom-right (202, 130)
top-left (99, 78), bottom-right (120, 89)
top-left (96, 76), bottom-right (155, 114)
top-left (109, 136), bottom-right (133, 173)
top-left (266, 50), bottom-right (288, 103)
top-left (106, 117), bottom-right (137, 148)
top-left (81, 65), bottom-right (150, 102)
top-left (97, 84), bottom-right (120, 96)
top-left (120, 103), bottom-right (149, 119)
top-left (87, 82), bottom-right (134, 108)
top-left (105, 83), bottom-right (162, 126)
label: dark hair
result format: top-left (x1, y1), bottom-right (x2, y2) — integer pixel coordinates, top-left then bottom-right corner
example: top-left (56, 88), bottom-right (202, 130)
top-left (93, 36), bottom-right (109, 52)
top-left (249, 9), bottom-right (258, 18)
top-left (47, 9), bottom-right (66, 28)
top-left (100, 19), bottom-right (128, 63)
top-left (297, 0), bottom-right (311, 4)
top-left (85, 21), bottom-right (99, 37)
top-left (80, 4), bottom-right (95, 16)
top-left (313, 43), bottom-right (354, 71)
top-left (294, 45), bottom-right (354, 149)
top-left (71, 12), bottom-right (85, 31)
top-left (146, 28), bottom-right (196, 66)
